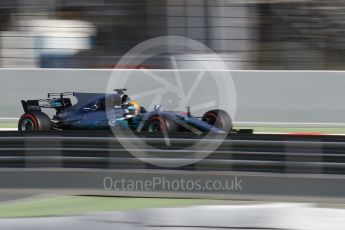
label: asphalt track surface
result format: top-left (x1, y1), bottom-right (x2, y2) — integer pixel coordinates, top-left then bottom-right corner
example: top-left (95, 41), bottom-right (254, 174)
top-left (2, 203), bottom-right (338, 230)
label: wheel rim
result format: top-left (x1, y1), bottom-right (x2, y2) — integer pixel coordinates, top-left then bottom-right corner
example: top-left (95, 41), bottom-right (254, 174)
top-left (148, 120), bottom-right (162, 132)
top-left (21, 118), bottom-right (35, 131)
top-left (203, 114), bottom-right (217, 126)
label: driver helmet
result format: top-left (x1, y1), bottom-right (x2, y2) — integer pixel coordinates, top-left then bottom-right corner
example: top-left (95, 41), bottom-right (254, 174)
top-left (128, 101), bottom-right (141, 115)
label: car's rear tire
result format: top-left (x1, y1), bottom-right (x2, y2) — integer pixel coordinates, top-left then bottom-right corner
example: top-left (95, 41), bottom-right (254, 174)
top-left (146, 115), bottom-right (178, 133)
top-left (18, 112), bottom-right (51, 131)
top-left (202, 109), bottom-right (232, 132)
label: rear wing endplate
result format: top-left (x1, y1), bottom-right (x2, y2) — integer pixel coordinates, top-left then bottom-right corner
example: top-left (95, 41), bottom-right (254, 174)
top-left (21, 100), bottom-right (41, 113)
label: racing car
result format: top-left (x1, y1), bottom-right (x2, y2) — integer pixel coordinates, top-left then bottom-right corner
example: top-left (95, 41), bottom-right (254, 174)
top-left (18, 89), bottom-right (233, 133)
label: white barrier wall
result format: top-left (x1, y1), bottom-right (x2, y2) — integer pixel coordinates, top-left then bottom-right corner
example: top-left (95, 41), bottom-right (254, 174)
top-left (0, 69), bottom-right (345, 126)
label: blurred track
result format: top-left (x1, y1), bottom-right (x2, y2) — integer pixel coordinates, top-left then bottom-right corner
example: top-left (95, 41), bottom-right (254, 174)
top-left (1, 131), bottom-right (345, 200)
top-left (0, 130), bottom-right (344, 174)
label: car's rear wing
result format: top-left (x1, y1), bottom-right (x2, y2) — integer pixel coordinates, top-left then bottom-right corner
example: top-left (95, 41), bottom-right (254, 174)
top-left (48, 92), bottom-right (74, 98)
top-left (21, 92), bottom-right (75, 113)
top-left (21, 100), bottom-right (41, 113)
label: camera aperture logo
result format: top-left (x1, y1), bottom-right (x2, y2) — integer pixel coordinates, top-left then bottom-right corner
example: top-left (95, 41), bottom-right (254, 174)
top-left (103, 176), bottom-right (243, 192)
top-left (106, 36), bottom-right (237, 168)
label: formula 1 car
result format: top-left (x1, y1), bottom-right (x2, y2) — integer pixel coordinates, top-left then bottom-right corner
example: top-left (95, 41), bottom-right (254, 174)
top-left (18, 89), bottom-right (233, 133)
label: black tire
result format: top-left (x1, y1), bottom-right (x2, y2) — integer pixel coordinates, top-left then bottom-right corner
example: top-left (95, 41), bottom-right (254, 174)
top-left (202, 109), bottom-right (232, 132)
top-left (146, 115), bottom-right (178, 133)
top-left (18, 112), bottom-right (51, 131)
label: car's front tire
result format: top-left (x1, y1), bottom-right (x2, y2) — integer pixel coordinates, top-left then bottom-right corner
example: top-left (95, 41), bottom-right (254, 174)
top-left (146, 115), bottom-right (178, 133)
top-left (18, 112), bottom-right (51, 131)
top-left (202, 109), bottom-right (232, 132)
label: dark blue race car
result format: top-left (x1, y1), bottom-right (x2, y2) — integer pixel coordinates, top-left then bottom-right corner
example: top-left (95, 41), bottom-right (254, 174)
top-left (18, 89), bottom-right (233, 133)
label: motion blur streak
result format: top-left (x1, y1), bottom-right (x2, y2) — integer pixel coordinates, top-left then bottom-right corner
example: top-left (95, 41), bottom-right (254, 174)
top-left (0, 0), bottom-right (345, 69)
